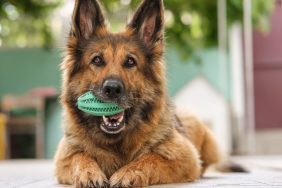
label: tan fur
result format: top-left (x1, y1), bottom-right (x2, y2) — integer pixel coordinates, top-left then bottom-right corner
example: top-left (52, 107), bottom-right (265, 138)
top-left (177, 114), bottom-right (221, 174)
top-left (55, 114), bottom-right (219, 187)
top-left (55, 0), bottom-right (220, 187)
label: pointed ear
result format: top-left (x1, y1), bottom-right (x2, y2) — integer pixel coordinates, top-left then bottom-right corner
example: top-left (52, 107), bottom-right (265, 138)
top-left (71, 0), bottom-right (105, 39)
top-left (128, 0), bottom-right (164, 46)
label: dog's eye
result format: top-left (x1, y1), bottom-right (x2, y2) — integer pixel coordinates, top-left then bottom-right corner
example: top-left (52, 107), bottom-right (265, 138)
top-left (124, 57), bottom-right (136, 68)
top-left (91, 56), bottom-right (104, 67)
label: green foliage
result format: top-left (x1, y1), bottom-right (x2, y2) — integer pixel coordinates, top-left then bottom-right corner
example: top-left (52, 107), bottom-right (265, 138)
top-left (104, 0), bottom-right (273, 59)
top-left (0, 0), bottom-right (61, 48)
top-left (0, 0), bottom-right (273, 57)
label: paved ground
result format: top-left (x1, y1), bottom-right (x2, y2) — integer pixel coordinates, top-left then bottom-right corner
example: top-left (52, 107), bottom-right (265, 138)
top-left (0, 156), bottom-right (282, 188)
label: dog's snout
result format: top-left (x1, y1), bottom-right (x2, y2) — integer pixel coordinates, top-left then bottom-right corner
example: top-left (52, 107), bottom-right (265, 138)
top-left (102, 79), bottom-right (124, 99)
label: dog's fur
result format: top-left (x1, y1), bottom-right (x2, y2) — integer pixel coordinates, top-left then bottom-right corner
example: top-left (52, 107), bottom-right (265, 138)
top-left (55, 0), bottom-right (220, 187)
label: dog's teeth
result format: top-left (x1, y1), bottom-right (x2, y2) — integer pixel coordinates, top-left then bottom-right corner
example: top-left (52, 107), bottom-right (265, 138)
top-left (118, 115), bottom-right (124, 123)
top-left (103, 116), bottom-right (108, 123)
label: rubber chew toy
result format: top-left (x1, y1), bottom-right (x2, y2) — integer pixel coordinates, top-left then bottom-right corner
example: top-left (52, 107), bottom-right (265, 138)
top-left (77, 91), bottom-right (124, 116)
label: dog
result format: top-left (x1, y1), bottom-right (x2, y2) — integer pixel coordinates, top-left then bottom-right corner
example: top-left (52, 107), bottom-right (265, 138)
top-left (55, 0), bottom-right (221, 187)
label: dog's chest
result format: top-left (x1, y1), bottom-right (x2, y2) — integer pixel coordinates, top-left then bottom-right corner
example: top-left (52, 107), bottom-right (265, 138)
top-left (94, 148), bottom-right (129, 178)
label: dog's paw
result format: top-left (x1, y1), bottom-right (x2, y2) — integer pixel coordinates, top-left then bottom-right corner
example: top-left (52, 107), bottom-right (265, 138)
top-left (73, 168), bottom-right (109, 188)
top-left (110, 166), bottom-right (148, 188)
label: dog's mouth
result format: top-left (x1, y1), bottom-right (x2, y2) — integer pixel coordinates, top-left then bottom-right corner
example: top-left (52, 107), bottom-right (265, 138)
top-left (100, 111), bottom-right (126, 134)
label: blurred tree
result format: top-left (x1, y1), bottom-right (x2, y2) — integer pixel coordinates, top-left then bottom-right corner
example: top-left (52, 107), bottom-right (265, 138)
top-left (0, 0), bottom-right (61, 48)
top-left (104, 0), bottom-right (273, 59)
top-left (0, 0), bottom-right (273, 57)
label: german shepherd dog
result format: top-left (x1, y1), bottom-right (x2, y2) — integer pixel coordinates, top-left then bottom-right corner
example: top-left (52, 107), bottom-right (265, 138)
top-left (55, 0), bottom-right (220, 187)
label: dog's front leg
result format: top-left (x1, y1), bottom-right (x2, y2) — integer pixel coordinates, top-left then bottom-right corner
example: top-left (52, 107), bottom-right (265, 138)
top-left (56, 152), bottom-right (109, 188)
top-left (55, 139), bottom-right (108, 188)
top-left (110, 135), bottom-right (201, 187)
top-left (71, 153), bottom-right (109, 188)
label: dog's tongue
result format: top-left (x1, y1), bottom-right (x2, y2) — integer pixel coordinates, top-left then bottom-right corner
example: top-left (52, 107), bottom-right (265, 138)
top-left (107, 112), bottom-right (124, 121)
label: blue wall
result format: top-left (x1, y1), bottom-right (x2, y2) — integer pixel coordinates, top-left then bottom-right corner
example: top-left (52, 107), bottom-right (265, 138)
top-left (0, 48), bottom-right (63, 158)
top-left (167, 48), bottom-right (230, 99)
top-left (0, 48), bottom-right (62, 97)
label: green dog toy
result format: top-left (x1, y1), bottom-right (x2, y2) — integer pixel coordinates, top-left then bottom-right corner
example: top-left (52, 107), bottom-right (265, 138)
top-left (77, 91), bottom-right (124, 116)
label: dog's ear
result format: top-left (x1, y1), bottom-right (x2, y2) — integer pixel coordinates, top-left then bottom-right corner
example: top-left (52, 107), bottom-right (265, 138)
top-left (71, 0), bottom-right (105, 39)
top-left (128, 0), bottom-right (164, 46)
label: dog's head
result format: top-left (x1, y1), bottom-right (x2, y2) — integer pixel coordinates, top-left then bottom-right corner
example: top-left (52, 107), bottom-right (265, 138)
top-left (62, 0), bottom-right (166, 142)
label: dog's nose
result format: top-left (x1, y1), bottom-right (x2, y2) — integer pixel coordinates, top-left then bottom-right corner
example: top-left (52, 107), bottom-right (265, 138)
top-left (102, 79), bottom-right (124, 99)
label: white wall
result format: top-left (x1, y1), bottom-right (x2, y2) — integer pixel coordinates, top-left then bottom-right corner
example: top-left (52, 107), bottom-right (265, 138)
top-left (174, 76), bottom-right (232, 154)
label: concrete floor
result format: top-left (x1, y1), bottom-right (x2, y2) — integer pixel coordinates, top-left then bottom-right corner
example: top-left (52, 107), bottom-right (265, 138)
top-left (255, 130), bottom-right (282, 155)
top-left (0, 156), bottom-right (282, 188)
